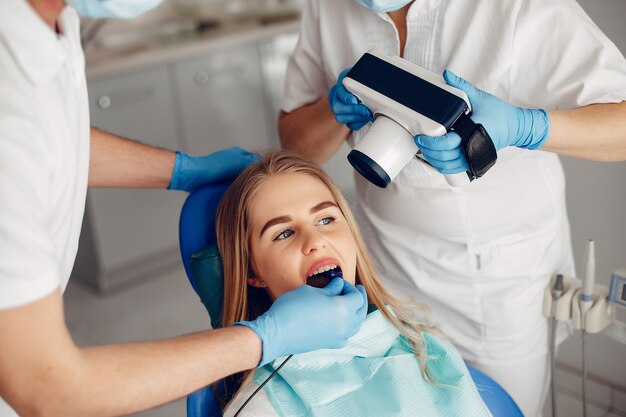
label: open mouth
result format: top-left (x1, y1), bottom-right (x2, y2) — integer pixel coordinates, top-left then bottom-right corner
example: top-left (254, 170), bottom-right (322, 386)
top-left (306, 265), bottom-right (342, 288)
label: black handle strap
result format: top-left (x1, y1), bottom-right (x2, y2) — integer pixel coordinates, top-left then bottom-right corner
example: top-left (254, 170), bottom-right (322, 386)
top-left (452, 113), bottom-right (497, 180)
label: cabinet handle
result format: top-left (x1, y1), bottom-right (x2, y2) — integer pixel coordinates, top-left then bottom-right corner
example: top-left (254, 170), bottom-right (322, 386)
top-left (195, 71), bottom-right (210, 85)
top-left (194, 66), bottom-right (247, 85)
top-left (98, 95), bottom-right (111, 109)
top-left (95, 86), bottom-right (156, 110)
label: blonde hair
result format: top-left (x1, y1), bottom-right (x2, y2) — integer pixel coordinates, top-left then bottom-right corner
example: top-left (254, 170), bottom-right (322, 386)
top-left (215, 150), bottom-right (439, 406)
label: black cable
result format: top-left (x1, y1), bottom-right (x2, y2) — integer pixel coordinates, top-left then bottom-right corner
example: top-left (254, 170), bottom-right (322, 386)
top-left (233, 354), bottom-right (293, 417)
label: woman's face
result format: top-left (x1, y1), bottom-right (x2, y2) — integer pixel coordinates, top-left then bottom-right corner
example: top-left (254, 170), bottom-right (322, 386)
top-left (247, 172), bottom-right (357, 300)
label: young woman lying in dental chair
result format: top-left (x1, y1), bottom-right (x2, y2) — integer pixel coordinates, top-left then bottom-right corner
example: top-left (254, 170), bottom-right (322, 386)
top-left (214, 151), bottom-right (492, 417)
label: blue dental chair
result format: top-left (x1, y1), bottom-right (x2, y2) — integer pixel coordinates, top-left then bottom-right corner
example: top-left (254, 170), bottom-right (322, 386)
top-left (179, 182), bottom-right (523, 417)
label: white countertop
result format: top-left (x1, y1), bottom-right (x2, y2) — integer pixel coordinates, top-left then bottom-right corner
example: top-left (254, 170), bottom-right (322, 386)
top-left (85, 17), bottom-right (300, 81)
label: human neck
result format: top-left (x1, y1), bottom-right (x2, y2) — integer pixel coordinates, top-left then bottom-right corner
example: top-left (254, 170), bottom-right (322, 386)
top-left (387, 2), bottom-right (412, 57)
top-left (28, 0), bottom-right (66, 32)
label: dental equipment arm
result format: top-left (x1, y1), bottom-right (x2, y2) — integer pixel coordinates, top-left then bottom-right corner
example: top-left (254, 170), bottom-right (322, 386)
top-left (550, 274), bottom-right (564, 417)
top-left (581, 240), bottom-right (595, 417)
top-left (581, 240), bottom-right (596, 319)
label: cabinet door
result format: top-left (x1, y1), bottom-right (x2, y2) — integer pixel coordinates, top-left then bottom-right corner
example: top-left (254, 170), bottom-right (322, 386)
top-left (175, 45), bottom-right (276, 155)
top-left (85, 67), bottom-right (186, 287)
top-left (258, 32), bottom-right (299, 139)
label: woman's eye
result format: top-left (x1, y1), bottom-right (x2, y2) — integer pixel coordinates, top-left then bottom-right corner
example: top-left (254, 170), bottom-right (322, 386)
top-left (274, 229), bottom-right (294, 241)
top-left (319, 216), bottom-right (336, 225)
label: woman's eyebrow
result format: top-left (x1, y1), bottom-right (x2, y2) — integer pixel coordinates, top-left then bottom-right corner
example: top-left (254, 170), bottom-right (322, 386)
top-left (259, 201), bottom-right (338, 238)
top-left (310, 201), bottom-right (338, 213)
top-left (260, 216), bottom-right (292, 238)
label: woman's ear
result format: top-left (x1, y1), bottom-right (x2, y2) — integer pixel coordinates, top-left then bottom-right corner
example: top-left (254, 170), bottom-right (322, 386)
top-left (247, 277), bottom-right (267, 288)
top-left (247, 260), bottom-right (267, 287)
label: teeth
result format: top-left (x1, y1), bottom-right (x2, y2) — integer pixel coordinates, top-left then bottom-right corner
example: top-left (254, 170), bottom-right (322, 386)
top-left (309, 264), bottom-right (338, 277)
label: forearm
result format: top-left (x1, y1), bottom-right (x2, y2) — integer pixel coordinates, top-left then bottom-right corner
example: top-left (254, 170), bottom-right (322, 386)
top-left (543, 101), bottom-right (626, 161)
top-left (1, 292), bottom-right (261, 417)
top-left (279, 96), bottom-right (350, 165)
top-left (67, 327), bottom-right (260, 417)
top-left (88, 127), bottom-right (176, 188)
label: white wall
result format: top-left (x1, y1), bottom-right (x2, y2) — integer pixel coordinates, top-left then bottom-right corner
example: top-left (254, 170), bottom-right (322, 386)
top-left (556, 0), bottom-right (626, 411)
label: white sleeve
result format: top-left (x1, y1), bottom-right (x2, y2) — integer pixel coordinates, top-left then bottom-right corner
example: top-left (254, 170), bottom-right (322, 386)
top-left (281, 0), bottom-right (329, 113)
top-left (0, 76), bottom-right (60, 309)
top-left (222, 378), bottom-right (279, 417)
top-left (508, 0), bottom-right (626, 109)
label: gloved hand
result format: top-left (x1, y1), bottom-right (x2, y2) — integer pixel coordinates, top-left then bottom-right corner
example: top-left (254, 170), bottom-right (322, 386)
top-left (415, 69), bottom-right (550, 174)
top-left (168, 147), bottom-right (259, 192)
top-left (329, 68), bottom-right (374, 131)
top-left (236, 278), bottom-right (368, 367)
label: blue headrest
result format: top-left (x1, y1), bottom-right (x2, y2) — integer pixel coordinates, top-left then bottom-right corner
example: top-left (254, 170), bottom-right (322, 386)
top-left (179, 181), bottom-right (231, 326)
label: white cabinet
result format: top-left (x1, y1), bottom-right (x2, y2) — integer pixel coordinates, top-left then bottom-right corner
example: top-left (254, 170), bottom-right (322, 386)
top-left (74, 66), bottom-right (187, 292)
top-left (175, 45), bottom-right (277, 155)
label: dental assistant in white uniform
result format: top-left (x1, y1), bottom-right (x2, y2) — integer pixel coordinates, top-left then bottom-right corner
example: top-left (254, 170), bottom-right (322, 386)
top-left (279, 0), bottom-right (626, 415)
top-left (0, 1), bottom-right (367, 416)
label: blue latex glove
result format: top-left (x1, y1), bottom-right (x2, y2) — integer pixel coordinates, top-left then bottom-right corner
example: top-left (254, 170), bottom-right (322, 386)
top-left (236, 278), bottom-right (368, 367)
top-left (415, 70), bottom-right (550, 174)
top-left (168, 147), bottom-right (259, 192)
top-left (329, 68), bottom-right (374, 131)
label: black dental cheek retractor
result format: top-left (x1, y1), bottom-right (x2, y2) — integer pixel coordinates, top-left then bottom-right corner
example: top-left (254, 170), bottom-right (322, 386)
top-left (307, 269), bottom-right (344, 288)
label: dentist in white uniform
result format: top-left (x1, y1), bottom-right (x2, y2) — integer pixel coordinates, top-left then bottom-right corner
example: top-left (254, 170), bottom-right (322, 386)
top-left (279, 0), bottom-right (626, 415)
top-left (0, 1), bottom-right (367, 416)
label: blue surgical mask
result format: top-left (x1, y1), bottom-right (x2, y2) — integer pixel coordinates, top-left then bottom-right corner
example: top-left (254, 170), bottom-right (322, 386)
top-left (65, 0), bottom-right (165, 19)
top-left (354, 0), bottom-right (413, 13)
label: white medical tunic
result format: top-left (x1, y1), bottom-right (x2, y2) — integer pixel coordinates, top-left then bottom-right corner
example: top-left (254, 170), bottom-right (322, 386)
top-left (0, 2), bottom-right (89, 415)
top-left (282, 0), bottom-right (626, 414)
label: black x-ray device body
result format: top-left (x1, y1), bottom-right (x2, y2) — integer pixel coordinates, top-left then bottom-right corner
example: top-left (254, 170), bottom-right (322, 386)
top-left (343, 51), bottom-right (497, 188)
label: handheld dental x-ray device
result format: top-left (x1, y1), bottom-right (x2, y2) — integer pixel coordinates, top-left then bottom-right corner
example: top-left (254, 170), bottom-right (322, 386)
top-left (342, 51), bottom-right (497, 188)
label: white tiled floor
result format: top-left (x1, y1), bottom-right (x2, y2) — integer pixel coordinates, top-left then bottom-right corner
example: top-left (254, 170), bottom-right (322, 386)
top-left (64, 267), bottom-right (626, 417)
top-left (64, 266), bottom-right (210, 417)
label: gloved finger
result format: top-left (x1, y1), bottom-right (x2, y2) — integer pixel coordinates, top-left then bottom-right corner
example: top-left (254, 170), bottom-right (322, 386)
top-left (347, 121), bottom-right (368, 131)
top-left (319, 277), bottom-right (345, 296)
top-left (439, 162), bottom-right (469, 174)
top-left (443, 69), bottom-right (480, 105)
top-left (339, 281), bottom-right (368, 313)
top-left (229, 147), bottom-right (261, 165)
top-left (334, 69), bottom-right (358, 105)
top-left (419, 145), bottom-right (464, 163)
top-left (334, 84), bottom-right (358, 106)
top-left (332, 101), bottom-right (371, 118)
top-left (415, 132), bottom-right (462, 152)
top-left (355, 284), bottom-right (368, 319)
top-left (336, 113), bottom-right (372, 126)
top-left (430, 155), bottom-right (469, 174)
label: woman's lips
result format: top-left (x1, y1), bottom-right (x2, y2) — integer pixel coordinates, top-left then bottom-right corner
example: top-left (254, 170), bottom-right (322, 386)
top-left (305, 258), bottom-right (341, 280)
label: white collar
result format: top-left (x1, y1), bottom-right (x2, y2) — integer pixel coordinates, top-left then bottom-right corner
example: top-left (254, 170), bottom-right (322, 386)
top-left (0, 1), bottom-right (82, 86)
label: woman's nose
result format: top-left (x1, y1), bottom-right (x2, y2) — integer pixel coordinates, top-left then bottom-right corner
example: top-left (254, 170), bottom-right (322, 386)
top-left (301, 227), bottom-right (326, 255)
